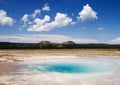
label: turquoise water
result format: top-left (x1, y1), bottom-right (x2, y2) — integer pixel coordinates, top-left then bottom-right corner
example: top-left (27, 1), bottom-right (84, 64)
top-left (28, 62), bottom-right (114, 73)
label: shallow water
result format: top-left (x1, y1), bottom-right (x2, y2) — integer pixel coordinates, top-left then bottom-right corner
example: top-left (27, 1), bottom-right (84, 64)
top-left (27, 59), bottom-right (115, 74)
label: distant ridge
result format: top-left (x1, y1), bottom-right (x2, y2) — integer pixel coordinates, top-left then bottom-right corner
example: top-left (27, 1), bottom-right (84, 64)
top-left (0, 41), bottom-right (120, 49)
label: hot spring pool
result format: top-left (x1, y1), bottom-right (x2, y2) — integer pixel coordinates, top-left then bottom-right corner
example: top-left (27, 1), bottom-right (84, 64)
top-left (27, 60), bottom-right (115, 74)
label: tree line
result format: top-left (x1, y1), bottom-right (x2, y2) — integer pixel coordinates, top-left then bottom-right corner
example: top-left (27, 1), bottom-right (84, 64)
top-left (0, 41), bottom-right (120, 49)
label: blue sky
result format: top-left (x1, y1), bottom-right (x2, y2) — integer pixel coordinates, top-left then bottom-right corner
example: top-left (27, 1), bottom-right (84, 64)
top-left (0, 0), bottom-right (120, 43)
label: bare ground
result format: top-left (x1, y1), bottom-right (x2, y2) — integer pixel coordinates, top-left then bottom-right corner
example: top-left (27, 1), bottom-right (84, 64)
top-left (0, 49), bottom-right (120, 63)
top-left (0, 49), bottom-right (120, 85)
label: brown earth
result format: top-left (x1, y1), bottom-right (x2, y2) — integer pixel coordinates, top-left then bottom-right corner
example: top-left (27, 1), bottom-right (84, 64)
top-left (0, 49), bottom-right (120, 63)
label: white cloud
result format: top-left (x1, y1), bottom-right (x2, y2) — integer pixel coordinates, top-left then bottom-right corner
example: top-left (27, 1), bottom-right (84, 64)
top-left (21, 14), bottom-right (29, 24)
top-left (0, 34), bottom-right (100, 43)
top-left (28, 15), bottom-right (50, 31)
top-left (22, 9), bottom-right (41, 23)
top-left (28, 22), bottom-right (32, 25)
top-left (97, 27), bottom-right (104, 31)
top-left (28, 13), bottom-right (72, 32)
top-left (109, 37), bottom-right (120, 44)
top-left (0, 10), bottom-right (14, 26)
top-left (70, 22), bottom-right (76, 25)
top-left (21, 9), bottom-right (41, 27)
top-left (32, 9), bottom-right (41, 18)
top-left (42, 3), bottom-right (50, 11)
top-left (77, 4), bottom-right (98, 22)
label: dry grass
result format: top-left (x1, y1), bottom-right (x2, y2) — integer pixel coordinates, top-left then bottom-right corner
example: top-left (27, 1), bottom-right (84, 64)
top-left (0, 49), bottom-right (120, 57)
top-left (0, 49), bottom-right (120, 63)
